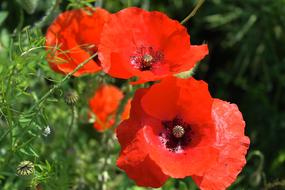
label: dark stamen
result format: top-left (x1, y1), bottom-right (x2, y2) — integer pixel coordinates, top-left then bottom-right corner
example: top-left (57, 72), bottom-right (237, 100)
top-left (130, 46), bottom-right (164, 71)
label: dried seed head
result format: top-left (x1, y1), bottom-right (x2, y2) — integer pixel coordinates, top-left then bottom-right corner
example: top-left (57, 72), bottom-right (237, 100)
top-left (17, 160), bottom-right (34, 176)
top-left (172, 125), bottom-right (185, 138)
top-left (64, 90), bottom-right (79, 105)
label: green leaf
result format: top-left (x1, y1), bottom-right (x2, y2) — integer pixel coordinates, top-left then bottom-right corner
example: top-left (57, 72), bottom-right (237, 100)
top-left (179, 181), bottom-right (188, 190)
top-left (16, 0), bottom-right (39, 14)
top-left (0, 11), bottom-right (8, 26)
top-left (175, 62), bottom-right (200, 79)
top-left (29, 147), bottom-right (39, 158)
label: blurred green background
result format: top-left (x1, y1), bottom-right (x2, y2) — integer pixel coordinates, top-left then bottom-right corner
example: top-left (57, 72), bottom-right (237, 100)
top-left (0, 0), bottom-right (285, 189)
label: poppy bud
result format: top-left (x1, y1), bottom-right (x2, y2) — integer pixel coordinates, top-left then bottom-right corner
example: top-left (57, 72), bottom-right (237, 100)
top-left (17, 160), bottom-right (34, 176)
top-left (64, 90), bottom-right (79, 105)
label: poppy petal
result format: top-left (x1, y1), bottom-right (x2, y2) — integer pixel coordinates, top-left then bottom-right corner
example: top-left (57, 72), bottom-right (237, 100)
top-left (89, 85), bottom-right (124, 131)
top-left (117, 129), bottom-right (169, 188)
top-left (141, 77), bottom-right (179, 120)
top-left (192, 99), bottom-right (250, 190)
top-left (116, 88), bottom-right (148, 149)
top-left (46, 8), bottom-right (109, 76)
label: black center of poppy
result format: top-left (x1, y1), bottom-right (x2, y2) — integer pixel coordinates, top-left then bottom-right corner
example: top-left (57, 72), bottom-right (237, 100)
top-left (160, 116), bottom-right (192, 152)
top-left (130, 46), bottom-right (164, 71)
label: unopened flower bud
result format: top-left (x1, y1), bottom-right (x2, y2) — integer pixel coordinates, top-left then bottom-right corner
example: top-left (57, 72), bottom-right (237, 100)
top-left (64, 90), bottom-right (79, 105)
top-left (17, 160), bottom-right (34, 176)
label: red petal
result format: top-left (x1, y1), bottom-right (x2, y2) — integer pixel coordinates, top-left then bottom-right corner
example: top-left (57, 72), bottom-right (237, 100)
top-left (178, 78), bottom-right (216, 147)
top-left (121, 99), bottom-right (132, 121)
top-left (117, 128), bottom-right (169, 188)
top-left (192, 99), bottom-right (250, 190)
top-left (116, 89), bottom-right (148, 148)
top-left (141, 77), bottom-right (179, 120)
top-left (46, 8), bottom-right (109, 76)
top-left (89, 85), bottom-right (123, 131)
top-left (171, 44), bottom-right (209, 73)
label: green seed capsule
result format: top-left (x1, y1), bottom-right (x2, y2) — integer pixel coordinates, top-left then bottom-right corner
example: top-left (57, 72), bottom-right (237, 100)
top-left (17, 160), bottom-right (34, 176)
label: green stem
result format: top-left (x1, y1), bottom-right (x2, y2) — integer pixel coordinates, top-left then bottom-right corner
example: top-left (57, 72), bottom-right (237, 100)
top-left (31, 52), bottom-right (98, 111)
top-left (180, 0), bottom-right (205, 25)
top-left (127, 0), bottom-right (133, 7)
top-left (34, 0), bottom-right (61, 28)
top-left (13, 136), bottom-right (37, 152)
top-left (98, 131), bottom-right (112, 190)
top-left (66, 106), bottom-right (75, 141)
top-left (247, 150), bottom-right (264, 172)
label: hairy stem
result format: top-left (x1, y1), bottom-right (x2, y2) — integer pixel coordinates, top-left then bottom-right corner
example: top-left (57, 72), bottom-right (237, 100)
top-left (180, 0), bottom-right (205, 25)
top-left (31, 52), bottom-right (98, 110)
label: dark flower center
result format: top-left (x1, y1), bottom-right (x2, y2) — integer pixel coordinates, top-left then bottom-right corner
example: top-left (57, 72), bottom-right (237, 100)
top-left (160, 117), bottom-right (192, 152)
top-left (130, 46), bottom-right (164, 71)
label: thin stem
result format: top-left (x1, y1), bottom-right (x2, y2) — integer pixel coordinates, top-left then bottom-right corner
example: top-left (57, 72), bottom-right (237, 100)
top-left (247, 150), bottom-right (264, 172)
top-left (180, 0), bottom-right (205, 25)
top-left (34, 0), bottom-right (61, 28)
top-left (13, 136), bottom-right (37, 152)
top-left (265, 179), bottom-right (285, 190)
top-left (31, 52), bottom-right (98, 110)
top-left (66, 106), bottom-right (75, 141)
top-left (127, 0), bottom-right (133, 7)
top-left (98, 131), bottom-right (113, 190)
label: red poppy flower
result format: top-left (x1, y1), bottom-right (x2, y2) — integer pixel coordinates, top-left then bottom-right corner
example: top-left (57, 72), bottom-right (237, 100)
top-left (89, 85), bottom-right (131, 132)
top-left (116, 77), bottom-right (250, 189)
top-left (46, 8), bottom-right (109, 76)
top-left (98, 7), bottom-right (208, 84)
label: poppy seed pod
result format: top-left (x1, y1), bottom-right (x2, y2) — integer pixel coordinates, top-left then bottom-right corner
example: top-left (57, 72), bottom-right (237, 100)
top-left (64, 90), bottom-right (79, 105)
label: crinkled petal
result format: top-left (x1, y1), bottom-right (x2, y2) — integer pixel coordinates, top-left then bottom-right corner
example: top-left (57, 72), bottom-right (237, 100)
top-left (192, 99), bottom-right (250, 190)
top-left (46, 8), bottom-right (109, 76)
